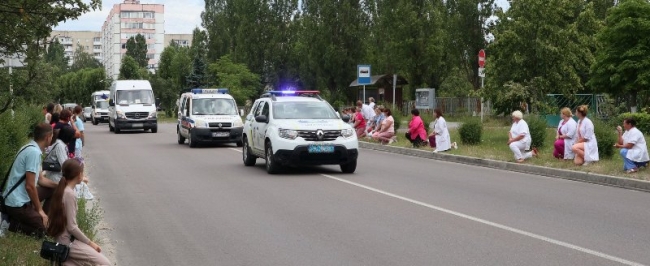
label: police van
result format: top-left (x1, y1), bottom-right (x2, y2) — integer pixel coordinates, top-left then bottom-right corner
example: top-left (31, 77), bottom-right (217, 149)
top-left (242, 90), bottom-right (359, 174)
top-left (177, 88), bottom-right (244, 148)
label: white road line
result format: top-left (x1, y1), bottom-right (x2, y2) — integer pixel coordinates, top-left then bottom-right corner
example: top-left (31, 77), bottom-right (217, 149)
top-left (320, 173), bottom-right (645, 266)
top-left (229, 148), bottom-right (242, 153)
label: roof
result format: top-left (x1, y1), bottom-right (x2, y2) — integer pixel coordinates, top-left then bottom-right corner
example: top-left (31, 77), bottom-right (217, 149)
top-left (349, 74), bottom-right (409, 87)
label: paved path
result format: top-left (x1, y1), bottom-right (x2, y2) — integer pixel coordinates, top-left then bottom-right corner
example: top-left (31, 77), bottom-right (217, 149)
top-left (82, 123), bottom-right (650, 266)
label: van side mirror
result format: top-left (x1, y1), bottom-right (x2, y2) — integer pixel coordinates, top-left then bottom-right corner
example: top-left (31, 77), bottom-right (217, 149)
top-left (255, 115), bottom-right (268, 123)
top-left (341, 114), bottom-right (351, 123)
top-left (109, 99), bottom-right (115, 106)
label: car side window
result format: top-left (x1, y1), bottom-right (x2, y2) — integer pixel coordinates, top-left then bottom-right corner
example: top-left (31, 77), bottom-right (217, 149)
top-left (261, 101), bottom-right (269, 117)
top-left (184, 98), bottom-right (191, 116)
top-left (249, 101), bottom-right (260, 118)
top-left (179, 97), bottom-right (186, 115)
top-left (255, 102), bottom-right (265, 117)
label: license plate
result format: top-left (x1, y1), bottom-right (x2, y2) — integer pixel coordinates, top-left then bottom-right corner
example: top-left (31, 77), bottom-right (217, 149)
top-left (212, 132), bottom-right (229, 137)
top-left (132, 123), bottom-right (143, 128)
top-left (308, 144), bottom-right (334, 153)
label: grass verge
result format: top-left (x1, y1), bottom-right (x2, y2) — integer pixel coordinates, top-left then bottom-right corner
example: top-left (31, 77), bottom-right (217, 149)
top-left (0, 198), bottom-right (104, 265)
top-left (157, 111), bottom-right (177, 124)
top-left (368, 127), bottom-right (648, 181)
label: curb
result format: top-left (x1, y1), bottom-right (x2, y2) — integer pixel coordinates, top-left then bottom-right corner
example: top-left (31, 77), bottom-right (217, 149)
top-left (359, 141), bottom-right (650, 193)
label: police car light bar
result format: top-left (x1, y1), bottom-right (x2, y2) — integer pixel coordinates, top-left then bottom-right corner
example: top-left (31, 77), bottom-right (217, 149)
top-left (266, 90), bottom-right (320, 95)
top-left (191, 88), bottom-right (229, 94)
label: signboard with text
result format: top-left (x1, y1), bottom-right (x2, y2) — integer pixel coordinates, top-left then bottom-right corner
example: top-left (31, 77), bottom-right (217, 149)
top-left (357, 65), bottom-right (371, 85)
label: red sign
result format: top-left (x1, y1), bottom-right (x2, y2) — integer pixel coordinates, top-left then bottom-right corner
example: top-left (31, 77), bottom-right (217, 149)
top-left (478, 49), bottom-right (486, 67)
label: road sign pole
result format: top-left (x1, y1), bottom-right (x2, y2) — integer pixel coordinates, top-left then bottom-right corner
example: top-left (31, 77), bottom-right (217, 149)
top-left (478, 49), bottom-right (486, 123)
top-left (363, 85), bottom-right (366, 104)
top-left (481, 77), bottom-right (484, 123)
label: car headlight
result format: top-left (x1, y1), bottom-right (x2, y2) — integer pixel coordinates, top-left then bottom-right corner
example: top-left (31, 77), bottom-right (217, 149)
top-left (341, 128), bottom-right (355, 138)
top-left (194, 120), bottom-right (208, 128)
top-left (116, 111), bottom-right (126, 119)
top-left (148, 111), bottom-right (157, 119)
top-left (279, 129), bottom-right (298, 140)
top-left (233, 118), bottom-right (244, 127)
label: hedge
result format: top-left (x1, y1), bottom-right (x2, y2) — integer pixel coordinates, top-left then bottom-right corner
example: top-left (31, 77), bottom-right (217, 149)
top-left (617, 112), bottom-right (650, 135)
top-left (0, 107), bottom-right (44, 176)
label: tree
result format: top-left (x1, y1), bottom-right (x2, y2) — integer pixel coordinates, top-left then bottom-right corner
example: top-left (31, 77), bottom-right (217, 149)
top-left (589, 0), bottom-right (650, 112)
top-left (485, 0), bottom-right (601, 114)
top-left (209, 54), bottom-right (260, 104)
top-left (126, 34), bottom-right (148, 68)
top-left (45, 39), bottom-right (68, 71)
top-left (119, 56), bottom-right (141, 80)
top-left (187, 28), bottom-right (209, 88)
top-left (71, 46), bottom-right (102, 71)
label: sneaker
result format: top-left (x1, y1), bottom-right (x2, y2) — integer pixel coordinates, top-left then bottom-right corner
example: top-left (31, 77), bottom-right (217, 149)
top-left (388, 138), bottom-right (395, 144)
top-left (452, 142), bottom-right (458, 150)
top-left (0, 218), bottom-right (9, 238)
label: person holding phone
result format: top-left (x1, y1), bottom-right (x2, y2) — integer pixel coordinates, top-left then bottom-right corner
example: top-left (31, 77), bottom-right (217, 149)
top-left (614, 118), bottom-right (649, 173)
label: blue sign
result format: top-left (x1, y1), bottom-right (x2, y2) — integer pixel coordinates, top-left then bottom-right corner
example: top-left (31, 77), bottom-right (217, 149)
top-left (357, 65), bottom-right (371, 85)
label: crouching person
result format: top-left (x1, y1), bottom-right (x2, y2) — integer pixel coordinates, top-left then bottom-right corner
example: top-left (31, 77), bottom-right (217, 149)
top-left (2, 123), bottom-right (58, 238)
top-left (507, 111), bottom-right (538, 163)
top-left (614, 118), bottom-right (650, 173)
top-left (47, 159), bottom-right (110, 266)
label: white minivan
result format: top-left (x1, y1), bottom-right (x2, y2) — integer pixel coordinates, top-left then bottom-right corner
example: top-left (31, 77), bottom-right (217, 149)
top-left (108, 80), bottom-right (158, 133)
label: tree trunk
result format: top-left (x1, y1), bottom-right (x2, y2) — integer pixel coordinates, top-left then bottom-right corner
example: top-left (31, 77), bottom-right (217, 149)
top-left (630, 90), bottom-right (638, 113)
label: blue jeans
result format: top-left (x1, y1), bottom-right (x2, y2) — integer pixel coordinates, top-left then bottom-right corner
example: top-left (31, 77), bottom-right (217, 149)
top-left (620, 149), bottom-right (649, 171)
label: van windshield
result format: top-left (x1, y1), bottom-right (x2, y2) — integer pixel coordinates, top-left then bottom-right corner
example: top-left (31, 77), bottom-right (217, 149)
top-left (116, 90), bottom-right (153, 105)
top-left (95, 101), bottom-right (109, 109)
top-left (192, 98), bottom-right (238, 115)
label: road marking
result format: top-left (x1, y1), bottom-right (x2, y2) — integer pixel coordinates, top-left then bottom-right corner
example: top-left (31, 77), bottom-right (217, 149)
top-left (320, 173), bottom-right (645, 266)
top-left (229, 148), bottom-right (242, 153)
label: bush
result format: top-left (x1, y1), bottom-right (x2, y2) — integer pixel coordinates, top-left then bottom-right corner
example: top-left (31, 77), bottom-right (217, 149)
top-left (0, 107), bottom-right (43, 175)
top-left (526, 115), bottom-right (548, 148)
top-left (593, 118), bottom-right (617, 159)
top-left (459, 119), bottom-right (482, 145)
top-left (617, 112), bottom-right (650, 135)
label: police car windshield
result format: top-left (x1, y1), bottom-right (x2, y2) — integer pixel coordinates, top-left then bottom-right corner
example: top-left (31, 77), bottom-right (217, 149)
top-left (95, 101), bottom-right (109, 109)
top-left (192, 98), bottom-right (238, 115)
top-left (116, 90), bottom-right (153, 105)
top-left (272, 102), bottom-right (338, 119)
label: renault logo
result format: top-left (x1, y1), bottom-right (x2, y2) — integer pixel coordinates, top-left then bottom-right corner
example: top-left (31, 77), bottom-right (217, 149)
top-left (316, 130), bottom-right (324, 140)
top-left (218, 123), bottom-right (223, 128)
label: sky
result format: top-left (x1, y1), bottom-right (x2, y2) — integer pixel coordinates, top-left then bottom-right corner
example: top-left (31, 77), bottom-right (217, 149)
top-left (54, 0), bottom-right (510, 34)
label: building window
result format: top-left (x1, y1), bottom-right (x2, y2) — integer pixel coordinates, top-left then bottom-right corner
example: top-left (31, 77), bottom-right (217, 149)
top-left (93, 37), bottom-right (101, 42)
top-left (121, 43), bottom-right (127, 49)
top-left (146, 54), bottom-right (155, 59)
top-left (94, 53), bottom-right (101, 57)
top-left (94, 45), bottom-right (101, 50)
top-left (147, 44), bottom-right (155, 50)
top-left (143, 12), bottom-right (154, 18)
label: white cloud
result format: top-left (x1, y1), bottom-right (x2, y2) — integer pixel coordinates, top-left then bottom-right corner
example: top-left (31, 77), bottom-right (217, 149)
top-left (53, 0), bottom-right (204, 34)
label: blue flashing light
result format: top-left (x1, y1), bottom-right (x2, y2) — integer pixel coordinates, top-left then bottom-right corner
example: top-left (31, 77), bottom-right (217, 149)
top-left (191, 88), bottom-right (230, 94)
top-left (266, 90), bottom-right (320, 96)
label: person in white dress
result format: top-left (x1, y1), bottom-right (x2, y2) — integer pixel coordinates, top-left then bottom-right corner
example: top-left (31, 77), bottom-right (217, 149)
top-left (614, 118), bottom-right (649, 173)
top-left (553, 107), bottom-right (577, 160)
top-left (571, 105), bottom-right (599, 165)
top-left (428, 109), bottom-right (456, 152)
top-left (508, 110), bottom-right (538, 163)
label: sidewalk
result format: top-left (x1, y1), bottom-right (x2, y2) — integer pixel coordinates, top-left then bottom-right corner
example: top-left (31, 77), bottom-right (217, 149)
top-left (359, 141), bottom-right (650, 193)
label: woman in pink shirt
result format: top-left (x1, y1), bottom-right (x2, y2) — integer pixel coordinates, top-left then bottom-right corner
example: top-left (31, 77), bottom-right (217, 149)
top-left (372, 108), bottom-right (395, 144)
top-left (406, 109), bottom-right (427, 147)
top-left (353, 106), bottom-right (366, 137)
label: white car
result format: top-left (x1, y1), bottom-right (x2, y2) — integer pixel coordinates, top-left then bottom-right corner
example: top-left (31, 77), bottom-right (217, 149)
top-left (242, 90), bottom-right (359, 174)
top-left (176, 88), bottom-right (244, 147)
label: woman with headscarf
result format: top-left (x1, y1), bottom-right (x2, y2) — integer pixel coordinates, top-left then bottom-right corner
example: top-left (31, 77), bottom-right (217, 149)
top-left (508, 110), bottom-right (538, 163)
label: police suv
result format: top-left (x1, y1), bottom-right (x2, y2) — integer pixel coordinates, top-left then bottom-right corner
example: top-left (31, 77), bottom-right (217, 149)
top-left (242, 90), bottom-right (359, 174)
top-left (177, 88), bottom-right (244, 148)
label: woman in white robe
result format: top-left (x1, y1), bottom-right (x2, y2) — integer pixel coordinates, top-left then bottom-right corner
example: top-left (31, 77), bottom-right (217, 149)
top-left (553, 107), bottom-right (577, 160)
top-left (428, 109), bottom-right (456, 152)
top-left (571, 105), bottom-right (599, 165)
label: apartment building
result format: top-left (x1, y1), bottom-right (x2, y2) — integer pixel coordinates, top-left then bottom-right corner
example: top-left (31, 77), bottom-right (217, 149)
top-left (102, 0), bottom-right (165, 79)
top-left (50, 30), bottom-right (103, 65)
top-left (164, 34), bottom-right (193, 48)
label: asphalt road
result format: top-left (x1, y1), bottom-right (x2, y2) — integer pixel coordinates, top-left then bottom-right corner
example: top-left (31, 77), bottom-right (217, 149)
top-left (82, 122), bottom-right (650, 266)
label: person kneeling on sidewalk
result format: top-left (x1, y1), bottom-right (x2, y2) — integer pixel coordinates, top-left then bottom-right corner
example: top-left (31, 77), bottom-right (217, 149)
top-left (1, 123), bottom-right (59, 238)
top-left (614, 118), bottom-right (650, 174)
top-left (507, 111), bottom-right (538, 163)
top-left (47, 158), bottom-right (110, 265)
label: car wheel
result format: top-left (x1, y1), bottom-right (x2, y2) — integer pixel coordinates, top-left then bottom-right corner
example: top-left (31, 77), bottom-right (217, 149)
top-left (177, 128), bottom-right (185, 144)
top-left (340, 159), bottom-right (357, 174)
top-left (109, 122), bottom-right (114, 132)
top-left (114, 125), bottom-right (121, 134)
top-left (188, 130), bottom-right (197, 148)
top-left (151, 127), bottom-right (158, 133)
top-left (92, 118), bottom-right (98, 125)
top-left (243, 138), bottom-right (257, 166)
top-left (236, 140), bottom-right (243, 147)
top-left (265, 142), bottom-right (280, 174)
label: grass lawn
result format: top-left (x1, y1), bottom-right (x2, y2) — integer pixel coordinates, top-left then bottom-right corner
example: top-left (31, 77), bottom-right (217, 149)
top-left (368, 126), bottom-right (649, 181)
top-left (157, 111), bottom-right (177, 124)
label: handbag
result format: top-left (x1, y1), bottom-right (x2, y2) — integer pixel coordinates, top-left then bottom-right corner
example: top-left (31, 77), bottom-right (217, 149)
top-left (1, 145), bottom-right (35, 213)
top-left (42, 143), bottom-right (62, 172)
top-left (40, 240), bottom-right (69, 265)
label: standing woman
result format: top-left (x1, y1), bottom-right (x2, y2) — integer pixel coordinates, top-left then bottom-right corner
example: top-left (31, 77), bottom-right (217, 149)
top-left (406, 109), bottom-right (427, 147)
top-left (47, 159), bottom-right (111, 266)
top-left (429, 109), bottom-right (456, 152)
top-left (553, 107), bottom-right (577, 160)
top-left (571, 105), bottom-right (599, 165)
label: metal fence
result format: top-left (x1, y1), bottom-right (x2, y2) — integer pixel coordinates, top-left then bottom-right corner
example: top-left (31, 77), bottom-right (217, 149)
top-left (401, 97), bottom-right (492, 116)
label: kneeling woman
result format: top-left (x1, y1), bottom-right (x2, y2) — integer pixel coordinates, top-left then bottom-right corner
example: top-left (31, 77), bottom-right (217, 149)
top-left (47, 159), bottom-right (111, 266)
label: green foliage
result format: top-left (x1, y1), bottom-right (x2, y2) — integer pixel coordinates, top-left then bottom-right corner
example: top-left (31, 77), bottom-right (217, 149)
top-left (593, 118), bottom-right (616, 158)
top-left (617, 112), bottom-right (650, 135)
top-left (76, 198), bottom-right (103, 242)
top-left (208, 54), bottom-right (261, 105)
top-left (588, 0), bottom-right (650, 109)
top-left (0, 106), bottom-right (43, 176)
top-left (71, 46), bottom-right (102, 71)
top-left (458, 119), bottom-right (483, 145)
top-left (126, 34), bottom-right (149, 68)
top-left (119, 56), bottom-right (142, 80)
top-left (56, 68), bottom-right (107, 106)
top-left (526, 115), bottom-right (548, 148)
top-left (45, 39), bottom-right (69, 71)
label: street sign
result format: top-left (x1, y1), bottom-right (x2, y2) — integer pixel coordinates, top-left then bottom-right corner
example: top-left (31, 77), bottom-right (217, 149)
top-left (357, 65), bottom-right (371, 85)
top-left (478, 67), bottom-right (485, 77)
top-left (478, 49), bottom-right (485, 67)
